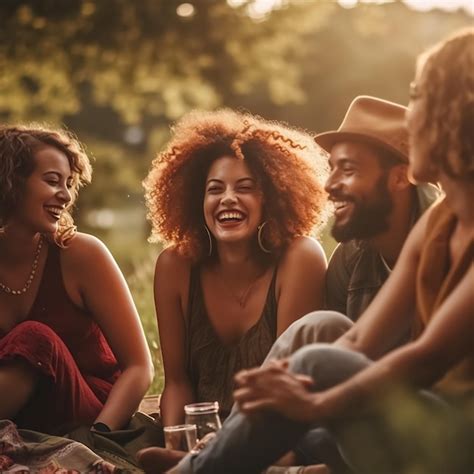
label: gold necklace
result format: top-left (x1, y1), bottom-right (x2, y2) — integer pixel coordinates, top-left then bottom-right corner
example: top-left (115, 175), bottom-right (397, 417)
top-left (0, 236), bottom-right (43, 296)
top-left (214, 266), bottom-right (266, 308)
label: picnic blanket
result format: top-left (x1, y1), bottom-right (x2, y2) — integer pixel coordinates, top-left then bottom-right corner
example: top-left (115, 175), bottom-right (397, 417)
top-left (0, 397), bottom-right (163, 472)
top-left (0, 420), bottom-right (139, 473)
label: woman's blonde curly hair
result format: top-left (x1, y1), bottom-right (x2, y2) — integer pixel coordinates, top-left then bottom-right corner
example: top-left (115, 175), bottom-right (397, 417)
top-left (0, 124), bottom-right (92, 246)
top-left (144, 109), bottom-right (329, 262)
top-left (415, 28), bottom-right (474, 180)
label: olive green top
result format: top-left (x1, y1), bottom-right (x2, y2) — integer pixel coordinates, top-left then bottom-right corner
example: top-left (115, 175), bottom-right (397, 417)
top-left (185, 265), bottom-right (278, 418)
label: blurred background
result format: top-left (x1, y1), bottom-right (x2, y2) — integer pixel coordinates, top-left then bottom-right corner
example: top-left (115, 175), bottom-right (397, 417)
top-left (1, 0), bottom-right (472, 394)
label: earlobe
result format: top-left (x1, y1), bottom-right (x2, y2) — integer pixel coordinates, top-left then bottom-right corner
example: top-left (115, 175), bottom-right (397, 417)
top-left (389, 165), bottom-right (411, 191)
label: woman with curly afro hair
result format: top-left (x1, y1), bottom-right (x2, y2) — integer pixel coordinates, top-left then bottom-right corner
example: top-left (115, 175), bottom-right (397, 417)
top-left (143, 109), bottom-right (329, 426)
top-left (0, 124), bottom-right (153, 434)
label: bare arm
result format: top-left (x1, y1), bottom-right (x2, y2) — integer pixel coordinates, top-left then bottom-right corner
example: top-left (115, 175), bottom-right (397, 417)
top-left (153, 248), bottom-right (195, 426)
top-left (276, 236), bottom-right (327, 336)
top-left (65, 233), bottom-right (154, 430)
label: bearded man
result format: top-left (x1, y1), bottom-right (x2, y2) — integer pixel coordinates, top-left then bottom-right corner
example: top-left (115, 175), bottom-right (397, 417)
top-left (318, 96), bottom-right (440, 321)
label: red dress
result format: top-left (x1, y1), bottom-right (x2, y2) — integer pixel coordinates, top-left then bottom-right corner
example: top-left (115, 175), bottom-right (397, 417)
top-left (0, 243), bottom-right (121, 434)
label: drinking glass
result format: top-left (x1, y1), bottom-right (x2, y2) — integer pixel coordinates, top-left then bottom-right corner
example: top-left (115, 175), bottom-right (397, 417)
top-left (184, 401), bottom-right (222, 441)
top-left (163, 424), bottom-right (197, 451)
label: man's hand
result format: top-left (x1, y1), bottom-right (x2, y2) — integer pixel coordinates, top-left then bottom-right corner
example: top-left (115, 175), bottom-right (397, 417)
top-left (233, 359), bottom-right (316, 423)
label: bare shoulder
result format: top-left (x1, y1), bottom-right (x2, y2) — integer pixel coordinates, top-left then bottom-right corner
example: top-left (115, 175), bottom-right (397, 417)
top-left (279, 236), bottom-right (327, 270)
top-left (277, 236), bottom-right (327, 288)
top-left (154, 246), bottom-right (192, 294)
top-left (156, 246), bottom-right (191, 275)
top-left (60, 232), bottom-right (113, 268)
top-left (58, 233), bottom-right (123, 307)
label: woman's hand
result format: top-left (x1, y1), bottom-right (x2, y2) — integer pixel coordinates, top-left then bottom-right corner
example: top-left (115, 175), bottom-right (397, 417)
top-left (233, 359), bottom-right (316, 423)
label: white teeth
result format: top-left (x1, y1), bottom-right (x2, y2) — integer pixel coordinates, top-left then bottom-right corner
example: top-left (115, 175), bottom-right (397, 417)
top-left (218, 211), bottom-right (244, 221)
top-left (333, 201), bottom-right (348, 210)
top-left (45, 206), bottom-right (63, 217)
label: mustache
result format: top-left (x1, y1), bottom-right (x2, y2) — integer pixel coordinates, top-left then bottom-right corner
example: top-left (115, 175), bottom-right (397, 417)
top-left (327, 191), bottom-right (355, 202)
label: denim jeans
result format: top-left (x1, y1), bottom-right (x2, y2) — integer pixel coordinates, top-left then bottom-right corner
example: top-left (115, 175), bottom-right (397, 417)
top-left (173, 344), bottom-right (371, 474)
top-left (173, 342), bottom-right (473, 473)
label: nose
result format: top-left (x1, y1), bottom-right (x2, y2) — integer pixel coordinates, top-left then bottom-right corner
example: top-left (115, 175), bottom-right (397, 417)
top-left (57, 185), bottom-right (72, 205)
top-left (324, 171), bottom-right (341, 195)
top-left (221, 188), bottom-right (237, 205)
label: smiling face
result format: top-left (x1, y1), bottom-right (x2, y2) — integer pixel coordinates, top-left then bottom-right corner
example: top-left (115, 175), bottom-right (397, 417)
top-left (325, 142), bottom-right (394, 242)
top-left (203, 155), bottom-right (264, 246)
top-left (12, 146), bottom-right (73, 235)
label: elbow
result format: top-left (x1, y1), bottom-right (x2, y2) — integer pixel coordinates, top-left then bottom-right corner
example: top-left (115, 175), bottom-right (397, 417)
top-left (144, 360), bottom-right (155, 389)
top-left (130, 359), bottom-right (155, 391)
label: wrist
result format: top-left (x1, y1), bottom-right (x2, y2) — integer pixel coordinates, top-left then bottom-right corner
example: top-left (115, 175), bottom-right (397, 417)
top-left (91, 421), bottom-right (111, 433)
top-left (309, 393), bottom-right (330, 423)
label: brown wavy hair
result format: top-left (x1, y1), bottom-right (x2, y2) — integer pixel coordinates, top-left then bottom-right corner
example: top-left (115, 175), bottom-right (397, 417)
top-left (144, 109), bottom-right (329, 262)
top-left (0, 124), bottom-right (92, 246)
top-left (414, 28), bottom-right (474, 180)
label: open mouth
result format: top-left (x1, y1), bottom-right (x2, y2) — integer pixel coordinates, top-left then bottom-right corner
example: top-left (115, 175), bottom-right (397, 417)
top-left (216, 210), bottom-right (246, 224)
top-left (44, 205), bottom-right (63, 220)
top-left (332, 200), bottom-right (353, 218)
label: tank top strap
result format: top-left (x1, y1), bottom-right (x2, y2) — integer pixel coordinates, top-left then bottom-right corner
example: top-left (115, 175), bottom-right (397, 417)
top-left (184, 264), bottom-right (205, 369)
top-left (260, 262), bottom-right (278, 338)
top-left (43, 243), bottom-right (63, 286)
top-left (186, 265), bottom-right (204, 326)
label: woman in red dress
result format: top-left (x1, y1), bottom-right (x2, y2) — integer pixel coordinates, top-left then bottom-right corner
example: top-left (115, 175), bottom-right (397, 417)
top-left (0, 125), bottom-right (154, 434)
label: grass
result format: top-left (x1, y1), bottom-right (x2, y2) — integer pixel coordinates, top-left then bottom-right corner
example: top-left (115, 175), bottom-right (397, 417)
top-left (127, 251), bottom-right (164, 396)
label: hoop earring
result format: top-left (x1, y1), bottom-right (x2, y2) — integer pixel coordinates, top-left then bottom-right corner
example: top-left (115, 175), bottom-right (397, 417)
top-left (204, 225), bottom-right (213, 257)
top-left (257, 221), bottom-right (271, 254)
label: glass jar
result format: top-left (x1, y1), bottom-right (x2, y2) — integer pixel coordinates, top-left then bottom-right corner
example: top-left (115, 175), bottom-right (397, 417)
top-left (184, 401), bottom-right (222, 441)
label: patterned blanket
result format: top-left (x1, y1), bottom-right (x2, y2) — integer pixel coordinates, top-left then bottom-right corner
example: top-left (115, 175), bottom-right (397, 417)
top-left (0, 420), bottom-right (125, 473)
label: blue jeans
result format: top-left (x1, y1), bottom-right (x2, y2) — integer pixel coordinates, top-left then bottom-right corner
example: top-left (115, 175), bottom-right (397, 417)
top-left (174, 343), bottom-right (473, 474)
top-left (173, 344), bottom-right (369, 473)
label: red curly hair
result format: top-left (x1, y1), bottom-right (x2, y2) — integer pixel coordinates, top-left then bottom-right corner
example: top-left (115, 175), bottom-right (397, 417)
top-left (144, 109), bottom-right (329, 262)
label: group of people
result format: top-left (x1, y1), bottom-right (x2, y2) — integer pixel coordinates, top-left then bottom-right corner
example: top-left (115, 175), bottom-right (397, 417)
top-left (0, 27), bottom-right (472, 474)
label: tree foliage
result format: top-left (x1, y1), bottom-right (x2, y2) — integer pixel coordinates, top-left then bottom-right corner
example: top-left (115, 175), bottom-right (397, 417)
top-left (0, 0), bottom-right (471, 225)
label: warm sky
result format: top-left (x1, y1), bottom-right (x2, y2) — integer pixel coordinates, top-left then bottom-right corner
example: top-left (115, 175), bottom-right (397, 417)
top-left (226, 0), bottom-right (474, 18)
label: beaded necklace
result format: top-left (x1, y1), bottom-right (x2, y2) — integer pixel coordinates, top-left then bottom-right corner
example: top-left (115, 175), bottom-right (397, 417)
top-left (0, 236), bottom-right (43, 295)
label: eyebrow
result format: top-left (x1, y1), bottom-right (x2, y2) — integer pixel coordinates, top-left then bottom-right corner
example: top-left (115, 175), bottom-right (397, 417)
top-left (206, 177), bottom-right (256, 185)
top-left (43, 171), bottom-right (73, 180)
top-left (329, 158), bottom-right (358, 168)
top-left (43, 171), bottom-right (61, 177)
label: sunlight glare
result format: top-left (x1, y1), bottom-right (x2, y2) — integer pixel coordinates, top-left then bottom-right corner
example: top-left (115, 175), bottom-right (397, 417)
top-left (339, 0), bottom-right (358, 8)
top-left (404, 0), bottom-right (474, 14)
top-left (176, 3), bottom-right (195, 18)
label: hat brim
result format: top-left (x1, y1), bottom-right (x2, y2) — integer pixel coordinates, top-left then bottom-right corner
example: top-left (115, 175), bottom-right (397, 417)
top-left (314, 131), bottom-right (408, 163)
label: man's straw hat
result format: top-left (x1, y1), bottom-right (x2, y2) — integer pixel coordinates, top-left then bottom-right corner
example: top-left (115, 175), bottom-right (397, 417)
top-left (315, 96), bottom-right (409, 162)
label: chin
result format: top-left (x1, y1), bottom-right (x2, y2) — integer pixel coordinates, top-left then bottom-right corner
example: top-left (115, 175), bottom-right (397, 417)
top-left (40, 222), bottom-right (59, 235)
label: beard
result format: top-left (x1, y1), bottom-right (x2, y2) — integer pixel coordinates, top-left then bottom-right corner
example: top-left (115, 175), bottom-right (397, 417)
top-left (331, 173), bottom-right (394, 243)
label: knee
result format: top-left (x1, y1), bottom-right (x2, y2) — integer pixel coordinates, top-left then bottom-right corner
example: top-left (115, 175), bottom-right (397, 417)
top-left (289, 311), bottom-right (353, 344)
top-left (289, 345), bottom-right (371, 390)
top-left (6, 321), bottom-right (61, 352)
top-left (288, 344), bottom-right (335, 375)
